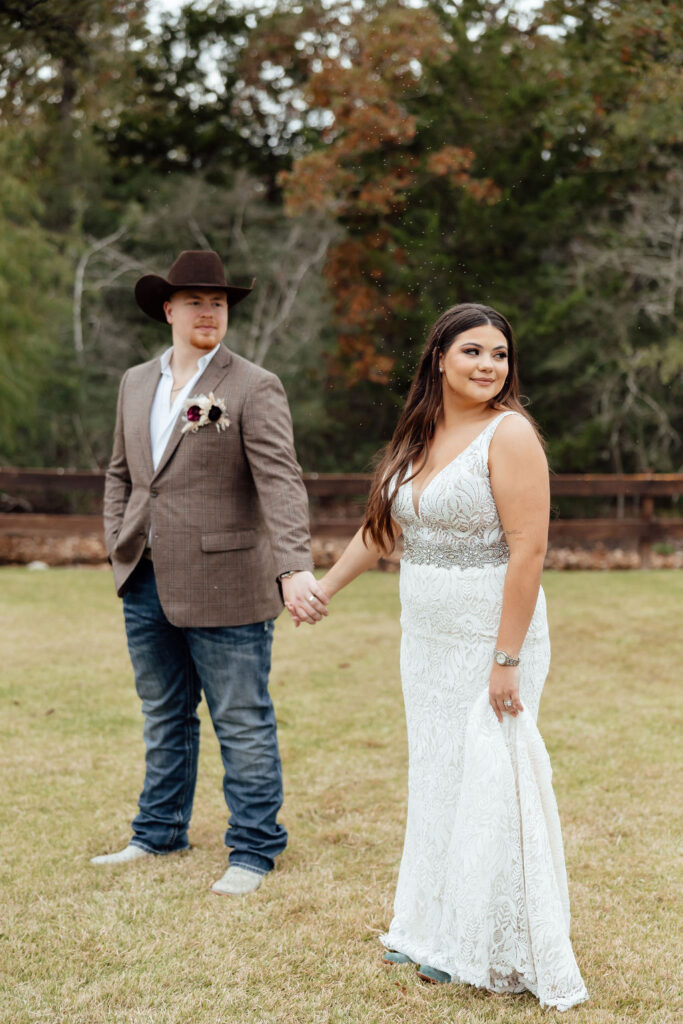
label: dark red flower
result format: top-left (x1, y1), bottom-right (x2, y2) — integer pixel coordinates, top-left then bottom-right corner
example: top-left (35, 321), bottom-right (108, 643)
top-left (186, 405), bottom-right (201, 422)
top-left (208, 405), bottom-right (222, 422)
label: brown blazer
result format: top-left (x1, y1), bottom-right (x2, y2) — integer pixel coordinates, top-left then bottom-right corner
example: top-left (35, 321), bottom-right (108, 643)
top-left (103, 344), bottom-right (313, 627)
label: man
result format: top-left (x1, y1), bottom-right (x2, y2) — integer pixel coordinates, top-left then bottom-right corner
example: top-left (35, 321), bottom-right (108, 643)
top-left (92, 250), bottom-right (329, 895)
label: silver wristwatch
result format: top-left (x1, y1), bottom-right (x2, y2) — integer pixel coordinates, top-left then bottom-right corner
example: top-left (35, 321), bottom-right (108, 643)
top-left (494, 649), bottom-right (520, 667)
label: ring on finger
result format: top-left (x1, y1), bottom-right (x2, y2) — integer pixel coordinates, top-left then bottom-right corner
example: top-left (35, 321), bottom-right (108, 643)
top-left (503, 699), bottom-right (513, 708)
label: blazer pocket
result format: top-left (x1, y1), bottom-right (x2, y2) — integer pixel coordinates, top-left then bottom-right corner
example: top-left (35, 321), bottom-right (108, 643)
top-left (201, 530), bottom-right (257, 552)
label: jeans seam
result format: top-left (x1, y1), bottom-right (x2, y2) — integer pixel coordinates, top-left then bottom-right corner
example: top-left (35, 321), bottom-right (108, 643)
top-left (132, 839), bottom-right (190, 855)
top-left (229, 860), bottom-right (268, 876)
top-left (176, 645), bottom-right (197, 830)
top-left (130, 839), bottom-right (158, 854)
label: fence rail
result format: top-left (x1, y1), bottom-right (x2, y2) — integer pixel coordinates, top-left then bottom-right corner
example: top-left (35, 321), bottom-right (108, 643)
top-left (3, 467), bottom-right (682, 496)
top-left (1, 467), bottom-right (682, 566)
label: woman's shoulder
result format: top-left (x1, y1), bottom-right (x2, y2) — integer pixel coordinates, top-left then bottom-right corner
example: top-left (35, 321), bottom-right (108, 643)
top-left (489, 410), bottom-right (545, 458)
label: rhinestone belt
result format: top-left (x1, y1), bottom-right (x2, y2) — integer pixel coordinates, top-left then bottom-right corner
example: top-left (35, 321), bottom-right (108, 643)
top-left (402, 534), bottom-right (509, 570)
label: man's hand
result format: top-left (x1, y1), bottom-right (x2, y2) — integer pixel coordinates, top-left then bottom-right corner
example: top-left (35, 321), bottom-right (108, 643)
top-left (281, 571), bottom-right (330, 626)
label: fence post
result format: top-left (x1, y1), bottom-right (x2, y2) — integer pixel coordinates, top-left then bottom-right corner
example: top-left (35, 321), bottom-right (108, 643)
top-left (639, 495), bottom-right (655, 568)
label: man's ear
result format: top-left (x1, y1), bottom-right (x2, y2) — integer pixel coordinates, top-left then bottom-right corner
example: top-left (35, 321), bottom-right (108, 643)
top-left (163, 300), bottom-right (173, 324)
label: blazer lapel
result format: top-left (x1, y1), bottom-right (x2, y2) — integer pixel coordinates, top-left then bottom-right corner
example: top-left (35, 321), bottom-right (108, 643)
top-left (134, 358), bottom-right (162, 481)
top-left (152, 344), bottom-right (233, 481)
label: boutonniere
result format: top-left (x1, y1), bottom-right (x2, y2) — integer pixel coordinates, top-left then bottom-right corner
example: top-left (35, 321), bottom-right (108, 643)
top-left (181, 392), bottom-right (230, 434)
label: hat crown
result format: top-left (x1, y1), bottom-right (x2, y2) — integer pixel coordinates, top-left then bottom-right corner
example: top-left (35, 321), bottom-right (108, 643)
top-left (134, 250), bottom-right (254, 322)
top-left (167, 250), bottom-right (227, 288)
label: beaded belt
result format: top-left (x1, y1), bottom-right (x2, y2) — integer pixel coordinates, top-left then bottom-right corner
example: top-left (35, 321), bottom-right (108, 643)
top-left (402, 534), bottom-right (509, 570)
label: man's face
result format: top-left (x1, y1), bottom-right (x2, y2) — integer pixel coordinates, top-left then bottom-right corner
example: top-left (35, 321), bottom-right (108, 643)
top-left (163, 289), bottom-right (228, 351)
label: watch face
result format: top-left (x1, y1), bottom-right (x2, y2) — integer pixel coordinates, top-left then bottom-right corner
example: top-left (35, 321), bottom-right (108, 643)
top-left (495, 652), bottom-right (506, 665)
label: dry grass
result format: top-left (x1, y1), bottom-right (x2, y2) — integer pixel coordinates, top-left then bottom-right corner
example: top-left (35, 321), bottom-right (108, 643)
top-left (0, 568), bottom-right (680, 1024)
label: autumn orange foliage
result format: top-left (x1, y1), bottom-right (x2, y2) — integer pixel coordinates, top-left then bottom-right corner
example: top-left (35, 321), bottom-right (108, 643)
top-left (244, 1), bottom-right (502, 385)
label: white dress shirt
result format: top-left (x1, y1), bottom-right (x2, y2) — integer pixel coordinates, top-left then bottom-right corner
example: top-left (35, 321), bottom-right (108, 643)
top-left (149, 343), bottom-right (221, 471)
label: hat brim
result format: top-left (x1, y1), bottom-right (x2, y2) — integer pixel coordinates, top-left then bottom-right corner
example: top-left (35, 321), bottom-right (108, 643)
top-left (135, 275), bottom-right (254, 323)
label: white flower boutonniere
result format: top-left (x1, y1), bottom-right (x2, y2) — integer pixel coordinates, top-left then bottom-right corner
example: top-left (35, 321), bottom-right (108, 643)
top-left (181, 392), bottom-right (230, 434)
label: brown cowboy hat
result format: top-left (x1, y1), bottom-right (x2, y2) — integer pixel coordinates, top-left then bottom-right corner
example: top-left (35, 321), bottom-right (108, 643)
top-left (135, 250), bottom-right (255, 323)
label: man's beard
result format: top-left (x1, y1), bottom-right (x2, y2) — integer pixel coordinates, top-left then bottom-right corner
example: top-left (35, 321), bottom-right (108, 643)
top-left (189, 327), bottom-right (220, 350)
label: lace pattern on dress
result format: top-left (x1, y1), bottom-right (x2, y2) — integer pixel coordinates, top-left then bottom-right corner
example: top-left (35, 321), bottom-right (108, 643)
top-left (381, 411), bottom-right (588, 1012)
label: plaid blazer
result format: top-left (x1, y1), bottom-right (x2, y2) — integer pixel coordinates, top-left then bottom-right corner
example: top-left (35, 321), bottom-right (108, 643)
top-left (103, 344), bottom-right (313, 627)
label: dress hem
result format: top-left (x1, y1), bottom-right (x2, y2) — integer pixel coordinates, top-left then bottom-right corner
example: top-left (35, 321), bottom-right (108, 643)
top-left (379, 932), bottom-right (589, 1012)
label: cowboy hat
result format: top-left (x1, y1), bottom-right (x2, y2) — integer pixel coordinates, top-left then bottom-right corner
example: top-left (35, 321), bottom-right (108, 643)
top-left (135, 250), bottom-right (255, 323)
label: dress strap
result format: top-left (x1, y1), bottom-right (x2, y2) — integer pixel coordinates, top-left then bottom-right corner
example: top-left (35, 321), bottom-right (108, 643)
top-left (484, 410), bottom-right (518, 436)
top-left (479, 410), bottom-right (519, 458)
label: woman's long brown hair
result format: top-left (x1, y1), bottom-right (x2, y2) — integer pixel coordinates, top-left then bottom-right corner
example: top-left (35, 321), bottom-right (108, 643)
top-left (362, 302), bottom-right (542, 551)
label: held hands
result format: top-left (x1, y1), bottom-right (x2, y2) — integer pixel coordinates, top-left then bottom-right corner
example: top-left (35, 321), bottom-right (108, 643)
top-left (489, 664), bottom-right (524, 722)
top-left (282, 571), bottom-right (330, 627)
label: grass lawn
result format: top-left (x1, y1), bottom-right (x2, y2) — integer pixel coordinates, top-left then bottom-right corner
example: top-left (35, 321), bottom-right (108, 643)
top-left (0, 568), bottom-right (680, 1024)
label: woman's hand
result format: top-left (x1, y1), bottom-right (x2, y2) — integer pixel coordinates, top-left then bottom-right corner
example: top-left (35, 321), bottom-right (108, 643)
top-left (489, 664), bottom-right (523, 722)
top-left (281, 571), bottom-right (329, 626)
top-left (285, 574), bottom-right (333, 628)
top-left (285, 525), bottom-right (388, 627)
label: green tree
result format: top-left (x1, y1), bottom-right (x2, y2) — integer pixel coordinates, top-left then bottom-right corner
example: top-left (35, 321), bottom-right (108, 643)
top-left (0, 131), bottom-right (71, 464)
top-left (101, 2), bottom-right (266, 190)
top-left (0, 1), bottom-right (150, 464)
top-left (2, 0), bottom-right (680, 475)
top-left (267, 0), bottom-right (683, 470)
top-left (0, 0), bottom-right (149, 232)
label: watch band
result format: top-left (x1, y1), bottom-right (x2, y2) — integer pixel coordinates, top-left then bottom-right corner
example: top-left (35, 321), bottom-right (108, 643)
top-left (278, 570), bottom-right (298, 580)
top-left (494, 648), bottom-right (520, 667)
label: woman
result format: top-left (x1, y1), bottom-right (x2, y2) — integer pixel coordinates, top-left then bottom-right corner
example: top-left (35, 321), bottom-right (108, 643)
top-left (291, 303), bottom-right (588, 1011)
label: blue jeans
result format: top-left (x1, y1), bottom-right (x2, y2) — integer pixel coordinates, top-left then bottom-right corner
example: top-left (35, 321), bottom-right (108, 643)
top-left (122, 559), bottom-right (286, 874)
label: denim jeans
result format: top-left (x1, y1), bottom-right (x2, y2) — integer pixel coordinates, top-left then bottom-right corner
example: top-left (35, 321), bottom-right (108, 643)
top-left (122, 558), bottom-right (286, 874)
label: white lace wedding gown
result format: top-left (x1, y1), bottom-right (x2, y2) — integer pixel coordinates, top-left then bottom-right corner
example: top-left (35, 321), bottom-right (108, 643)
top-left (381, 411), bottom-right (588, 1011)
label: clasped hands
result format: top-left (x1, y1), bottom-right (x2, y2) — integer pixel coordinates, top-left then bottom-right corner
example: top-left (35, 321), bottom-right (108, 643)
top-left (281, 571), bottom-right (330, 627)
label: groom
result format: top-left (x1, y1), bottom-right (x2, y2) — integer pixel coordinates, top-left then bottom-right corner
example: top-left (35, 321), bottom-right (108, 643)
top-left (92, 250), bottom-right (329, 894)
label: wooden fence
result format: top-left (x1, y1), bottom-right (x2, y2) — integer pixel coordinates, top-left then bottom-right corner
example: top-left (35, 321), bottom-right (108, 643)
top-left (1, 467), bottom-right (682, 566)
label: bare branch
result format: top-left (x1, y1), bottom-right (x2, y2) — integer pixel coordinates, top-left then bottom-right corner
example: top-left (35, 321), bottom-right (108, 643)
top-left (187, 215), bottom-right (212, 250)
top-left (73, 225), bottom-right (127, 358)
top-left (252, 230), bottom-right (332, 366)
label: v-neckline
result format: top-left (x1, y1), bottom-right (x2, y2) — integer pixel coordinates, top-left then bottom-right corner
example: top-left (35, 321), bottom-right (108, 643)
top-left (410, 413), bottom-right (507, 519)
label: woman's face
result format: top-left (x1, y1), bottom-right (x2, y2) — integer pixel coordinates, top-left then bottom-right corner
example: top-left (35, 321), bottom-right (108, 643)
top-left (439, 325), bottom-right (509, 405)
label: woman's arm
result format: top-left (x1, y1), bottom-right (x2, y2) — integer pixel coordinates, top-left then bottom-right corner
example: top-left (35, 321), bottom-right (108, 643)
top-left (321, 524), bottom-right (400, 598)
top-left (488, 416), bottom-right (550, 721)
top-left (286, 522), bottom-right (401, 624)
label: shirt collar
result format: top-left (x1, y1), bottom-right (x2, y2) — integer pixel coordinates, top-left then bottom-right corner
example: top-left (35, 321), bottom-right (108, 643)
top-left (159, 343), bottom-right (221, 377)
top-left (197, 343), bottom-right (221, 371)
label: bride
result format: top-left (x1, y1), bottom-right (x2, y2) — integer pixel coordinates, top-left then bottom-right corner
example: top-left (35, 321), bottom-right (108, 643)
top-left (290, 303), bottom-right (588, 1011)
